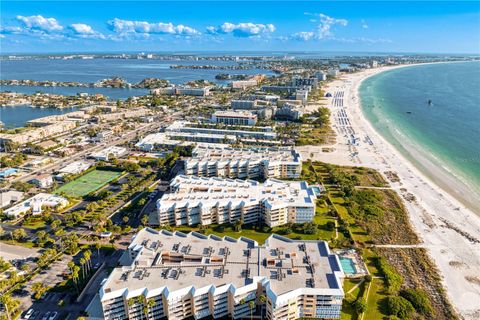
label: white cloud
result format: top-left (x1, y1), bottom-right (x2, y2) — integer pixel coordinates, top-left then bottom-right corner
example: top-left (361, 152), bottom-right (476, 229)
top-left (290, 31), bottom-right (315, 41)
top-left (315, 13), bottom-right (348, 38)
top-left (69, 23), bottom-right (105, 39)
top-left (108, 18), bottom-right (200, 36)
top-left (0, 25), bottom-right (64, 40)
top-left (361, 19), bottom-right (369, 29)
top-left (70, 23), bottom-right (95, 34)
top-left (16, 15), bottom-right (63, 32)
top-left (206, 22), bottom-right (275, 37)
top-left (292, 13), bottom-right (348, 41)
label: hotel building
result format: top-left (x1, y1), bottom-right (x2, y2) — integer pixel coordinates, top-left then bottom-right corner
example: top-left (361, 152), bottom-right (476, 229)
top-left (156, 175), bottom-right (317, 227)
top-left (211, 110), bottom-right (258, 126)
top-left (184, 145), bottom-right (302, 180)
top-left (88, 228), bottom-right (344, 320)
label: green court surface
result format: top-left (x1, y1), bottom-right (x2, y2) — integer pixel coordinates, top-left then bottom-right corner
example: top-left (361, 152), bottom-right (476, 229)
top-left (54, 169), bottom-right (122, 198)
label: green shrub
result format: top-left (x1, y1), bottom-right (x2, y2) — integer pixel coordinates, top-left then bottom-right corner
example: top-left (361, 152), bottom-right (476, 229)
top-left (400, 288), bottom-right (433, 316)
top-left (302, 222), bottom-right (317, 234)
top-left (354, 298), bottom-right (367, 315)
top-left (364, 274), bottom-right (372, 283)
top-left (387, 296), bottom-right (414, 319)
top-left (375, 257), bottom-right (404, 293)
top-left (325, 221), bottom-right (336, 231)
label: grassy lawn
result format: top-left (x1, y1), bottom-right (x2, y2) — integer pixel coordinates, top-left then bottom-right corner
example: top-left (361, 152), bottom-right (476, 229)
top-left (343, 278), bottom-right (363, 295)
top-left (364, 279), bottom-right (389, 320)
top-left (171, 218), bottom-right (337, 245)
top-left (174, 224), bottom-right (272, 244)
top-left (341, 279), bottom-right (367, 320)
top-left (21, 219), bottom-right (46, 229)
top-left (54, 169), bottom-right (122, 198)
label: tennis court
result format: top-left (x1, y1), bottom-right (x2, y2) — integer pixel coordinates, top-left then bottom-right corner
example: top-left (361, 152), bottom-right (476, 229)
top-left (54, 169), bottom-right (122, 198)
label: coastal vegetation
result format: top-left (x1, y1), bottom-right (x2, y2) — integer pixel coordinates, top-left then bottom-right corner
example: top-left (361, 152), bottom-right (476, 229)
top-left (147, 159), bottom-right (454, 319)
top-left (300, 161), bottom-right (456, 320)
top-left (296, 107), bottom-right (336, 145)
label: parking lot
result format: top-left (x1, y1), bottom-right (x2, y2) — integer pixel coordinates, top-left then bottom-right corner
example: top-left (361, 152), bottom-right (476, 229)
top-left (15, 254), bottom-right (72, 319)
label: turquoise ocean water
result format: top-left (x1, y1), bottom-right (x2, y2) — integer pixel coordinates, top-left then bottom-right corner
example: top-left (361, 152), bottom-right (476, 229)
top-left (360, 62), bottom-right (480, 212)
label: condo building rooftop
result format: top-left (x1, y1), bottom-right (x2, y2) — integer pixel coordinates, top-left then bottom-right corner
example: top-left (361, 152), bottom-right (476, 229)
top-left (158, 175), bottom-right (315, 211)
top-left (189, 145), bottom-right (301, 165)
top-left (100, 228), bottom-right (344, 303)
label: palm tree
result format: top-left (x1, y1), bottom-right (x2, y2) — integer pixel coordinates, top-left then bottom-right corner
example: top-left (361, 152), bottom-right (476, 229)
top-left (249, 300), bottom-right (255, 320)
top-left (141, 215), bottom-right (149, 227)
top-left (0, 294), bottom-right (12, 320)
top-left (79, 257), bottom-right (86, 281)
top-left (95, 242), bottom-right (101, 257)
top-left (68, 261), bottom-right (75, 273)
top-left (258, 294), bottom-right (267, 318)
top-left (72, 265), bottom-right (80, 294)
top-left (147, 298), bottom-right (156, 316)
top-left (84, 250), bottom-right (92, 274)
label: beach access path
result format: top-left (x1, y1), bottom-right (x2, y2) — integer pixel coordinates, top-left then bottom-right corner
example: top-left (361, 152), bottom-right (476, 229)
top-left (300, 64), bottom-right (480, 320)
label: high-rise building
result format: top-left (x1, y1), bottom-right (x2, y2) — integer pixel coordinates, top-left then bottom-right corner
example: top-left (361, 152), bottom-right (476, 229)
top-left (156, 175), bottom-right (318, 227)
top-left (184, 145), bottom-right (302, 180)
top-left (88, 228), bottom-right (345, 320)
top-left (211, 110), bottom-right (258, 126)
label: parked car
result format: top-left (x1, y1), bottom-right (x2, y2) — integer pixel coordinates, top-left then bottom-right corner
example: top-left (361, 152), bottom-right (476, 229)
top-left (23, 309), bottom-right (34, 320)
top-left (41, 312), bottom-right (50, 320)
top-left (48, 311), bottom-right (58, 320)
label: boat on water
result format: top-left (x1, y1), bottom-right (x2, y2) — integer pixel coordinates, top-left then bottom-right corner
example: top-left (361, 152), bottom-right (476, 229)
top-left (428, 99), bottom-right (433, 106)
top-left (406, 111), bottom-right (412, 114)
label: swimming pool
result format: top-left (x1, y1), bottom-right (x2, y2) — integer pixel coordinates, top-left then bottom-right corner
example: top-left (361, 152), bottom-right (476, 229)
top-left (340, 257), bottom-right (357, 274)
top-left (311, 186), bottom-right (322, 196)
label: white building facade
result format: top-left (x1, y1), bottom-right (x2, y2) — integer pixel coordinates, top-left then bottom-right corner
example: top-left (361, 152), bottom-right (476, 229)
top-left (211, 110), bottom-right (257, 126)
top-left (184, 145), bottom-right (302, 180)
top-left (90, 229), bottom-right (344, 320)
top-left (156, 175), bottom-right (316, 227)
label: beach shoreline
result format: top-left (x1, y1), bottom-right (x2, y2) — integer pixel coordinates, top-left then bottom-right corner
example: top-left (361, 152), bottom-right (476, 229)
top-left (300, 63), bottom-right (480, 319)
top-left (356, 62), bottom-right (480, 215)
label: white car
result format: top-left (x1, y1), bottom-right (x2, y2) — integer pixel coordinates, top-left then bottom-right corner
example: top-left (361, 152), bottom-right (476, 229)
top-left (23, 309), bottom-right (34, 320)
top-left (48, 312), bottom-right (57, 320)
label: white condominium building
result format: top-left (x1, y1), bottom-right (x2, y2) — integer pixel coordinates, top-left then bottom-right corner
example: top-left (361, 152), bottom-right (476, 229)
top-left (156, 175), bottom-right (316, 227)
top-left (231, 99), bottom-right (258, 109)
top-left (211, 110), bottom-right (258, 126)
top-left (184, 145), bottom-right (302, 180)
top-left (89, 228), bottom-right (344, 320)
top-left (151, 87), bottom-right (210, 96)
top-left (166, 121), bottom-right (276, 140)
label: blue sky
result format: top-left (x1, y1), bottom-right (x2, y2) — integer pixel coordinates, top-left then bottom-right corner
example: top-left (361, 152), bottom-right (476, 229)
top-left (1, 1), bottom-right (479, 54)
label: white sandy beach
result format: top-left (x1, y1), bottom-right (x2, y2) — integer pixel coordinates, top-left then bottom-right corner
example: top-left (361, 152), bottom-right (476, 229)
top-left (298, 65), bottom-right (480, 319)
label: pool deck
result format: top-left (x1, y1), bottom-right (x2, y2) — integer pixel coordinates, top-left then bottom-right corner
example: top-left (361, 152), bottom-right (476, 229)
top-left (335, 249), bottom-right (368, 278)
